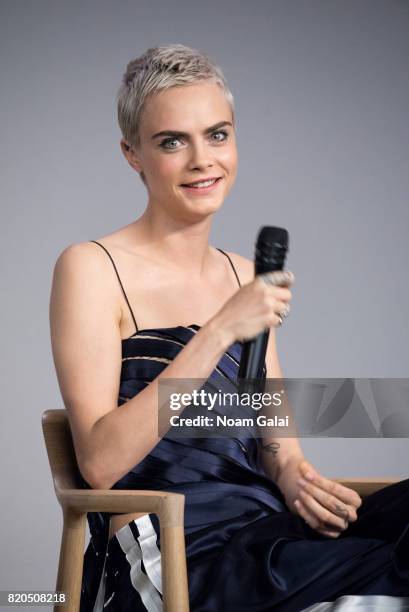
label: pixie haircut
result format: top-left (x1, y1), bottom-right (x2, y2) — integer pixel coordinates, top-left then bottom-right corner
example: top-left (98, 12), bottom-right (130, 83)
top-left (116, 43), bottom-right (235, 154)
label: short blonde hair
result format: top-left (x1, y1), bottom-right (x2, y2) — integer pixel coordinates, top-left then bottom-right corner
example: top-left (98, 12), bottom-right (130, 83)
top-left (117, 43), bottom-right (235, 152)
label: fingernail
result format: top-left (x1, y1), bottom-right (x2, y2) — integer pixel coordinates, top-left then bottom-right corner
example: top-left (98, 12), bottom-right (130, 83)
top-left (297, 477), bottom-right (307, 487)
top-left (304, 471), bottom-right (314, 481)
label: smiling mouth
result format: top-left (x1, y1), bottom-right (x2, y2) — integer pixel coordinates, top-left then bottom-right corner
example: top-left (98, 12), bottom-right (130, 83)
top-left (180, 177), bottom-right (222, 188)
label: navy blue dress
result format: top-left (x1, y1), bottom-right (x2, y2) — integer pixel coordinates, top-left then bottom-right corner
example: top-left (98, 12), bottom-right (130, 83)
top-left (79, 241), bottom-right (409, 612)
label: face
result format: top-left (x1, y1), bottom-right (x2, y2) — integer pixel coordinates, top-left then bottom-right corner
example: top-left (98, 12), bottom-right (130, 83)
top-left (121, 80), bottom-right (238, 221)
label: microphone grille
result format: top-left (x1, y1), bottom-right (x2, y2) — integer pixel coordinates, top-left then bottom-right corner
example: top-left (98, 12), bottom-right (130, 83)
top-left (257, 226), bottom-right (288, 249)
top-left (255, 226), bottom-right (289, 272)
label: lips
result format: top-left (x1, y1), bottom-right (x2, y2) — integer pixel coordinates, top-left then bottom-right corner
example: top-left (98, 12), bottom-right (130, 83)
top-left (181, 177), bottom-right (221, 187)
top-left (180, 177), bottom-right (223, 195)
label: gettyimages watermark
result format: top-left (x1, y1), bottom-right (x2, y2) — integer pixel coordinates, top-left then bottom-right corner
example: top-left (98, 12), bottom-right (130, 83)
top-left (156, 378), bottom-right (409, 439)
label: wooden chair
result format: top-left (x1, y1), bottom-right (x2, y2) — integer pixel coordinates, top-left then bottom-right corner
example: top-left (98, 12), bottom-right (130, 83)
top-left (42, 409), bottom-right (189, 612)
top-left (42, 408), bottom-right (401, 612)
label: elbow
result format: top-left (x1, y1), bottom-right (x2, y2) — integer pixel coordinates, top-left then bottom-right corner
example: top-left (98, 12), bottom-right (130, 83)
top-left (88, 475), bottom-right (112, 491)
top-left (80, 459), bottom-right (114, 490)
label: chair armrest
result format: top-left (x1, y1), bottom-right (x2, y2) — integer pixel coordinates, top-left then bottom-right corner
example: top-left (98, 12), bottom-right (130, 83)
top-left (334, 477), bottom-right (401, 498)
top-left (56, 489), bottom-right (185, 527)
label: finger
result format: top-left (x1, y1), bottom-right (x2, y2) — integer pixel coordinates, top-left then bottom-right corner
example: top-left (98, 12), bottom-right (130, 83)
top-left (274, 300), bottom-right (291, 318)
top-left (298, 488), bottom-right (349, 532)
top-left (294, 499), bottom-right (340, 538)
top-left (319, 528), bottom-right (342, 538)
top-left (298, 479), bottom-right (357, 524)
top-left (299, 462), bottom-right (362, 510)
top-left (314, 477), bottom-right (362, 513)
top-left (293, 498), bottom-right (318, 528)
top-left (320, 528), bottom-right (341, 538)
top-left (267, 299), bottom-right (290, 327)
top-left (272, 301), bottom-right (288, 321)
top-left (274, 313), bottom-right (283, 327)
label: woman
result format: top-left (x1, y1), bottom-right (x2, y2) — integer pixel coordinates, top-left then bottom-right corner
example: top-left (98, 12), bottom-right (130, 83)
top-left (49, 44), bottom-right (409, 611)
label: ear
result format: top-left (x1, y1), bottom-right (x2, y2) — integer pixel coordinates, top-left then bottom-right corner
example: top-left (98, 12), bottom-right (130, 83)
top-left (120, 139), bottom-right (143, 173)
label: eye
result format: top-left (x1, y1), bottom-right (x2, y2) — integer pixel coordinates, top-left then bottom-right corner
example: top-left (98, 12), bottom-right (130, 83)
top-left (159, 129), bottom-right (229, 150)
top-left (211, 129), bottom-right (229, 142)
top-left (159, 137), bottom-right (181, 150)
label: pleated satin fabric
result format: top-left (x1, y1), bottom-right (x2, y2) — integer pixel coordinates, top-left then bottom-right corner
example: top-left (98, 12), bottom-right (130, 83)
top-left (79, 325), bottom-right (409, 612)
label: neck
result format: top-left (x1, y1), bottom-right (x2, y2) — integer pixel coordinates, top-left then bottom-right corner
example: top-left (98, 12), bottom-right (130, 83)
top-left (131, 205), bottom-right (215, 276)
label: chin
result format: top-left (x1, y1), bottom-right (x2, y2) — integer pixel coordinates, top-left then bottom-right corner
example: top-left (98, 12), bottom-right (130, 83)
top-left (189, 196), bottom-right (224, 212)
top-left (178, 198), bottom-right (223, 221)
top-left (176, 188), bottom-right (224, 204)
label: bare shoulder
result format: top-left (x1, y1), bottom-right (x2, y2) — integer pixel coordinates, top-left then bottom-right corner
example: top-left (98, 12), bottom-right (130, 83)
top-left (53, 240), bottom-right (118, 287)
top-left (222, 250), bottom-right (255, 285)
top-left (54, 238), bottom-right (112, 267)
top-left (51, 240), bottom-right (122, 327)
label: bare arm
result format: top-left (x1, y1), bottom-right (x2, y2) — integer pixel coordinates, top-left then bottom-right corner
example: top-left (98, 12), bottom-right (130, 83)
top-left (227, 253), bottom-right (304, 482)
top-left (228, 254), bottom-right (363, 536)
top-left (49, 243), bottom-right (233, 490)
top-left (258, 329), bottom-right (304, 482)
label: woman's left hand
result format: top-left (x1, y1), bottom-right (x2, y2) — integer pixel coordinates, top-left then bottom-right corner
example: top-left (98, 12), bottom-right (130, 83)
top-left (276, 457), bottom-right (362, 538)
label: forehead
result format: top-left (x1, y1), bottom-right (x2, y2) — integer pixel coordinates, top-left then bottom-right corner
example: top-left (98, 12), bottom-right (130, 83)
top-left (140, 81), bottom-right (232, 135)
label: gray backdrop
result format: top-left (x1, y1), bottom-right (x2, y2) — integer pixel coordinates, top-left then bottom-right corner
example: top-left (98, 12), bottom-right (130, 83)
top-left (1, 0), bottom-right (408, 604)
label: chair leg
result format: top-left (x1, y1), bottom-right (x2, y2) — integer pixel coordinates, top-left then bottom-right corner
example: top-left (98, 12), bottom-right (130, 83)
top-left (55, 507), bottom-right (86, 612)
top-left (160, 524), bottom-right (190, 612)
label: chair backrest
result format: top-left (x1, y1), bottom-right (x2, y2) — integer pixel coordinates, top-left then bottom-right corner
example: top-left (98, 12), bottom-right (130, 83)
top-left (42, 409), bottom-right (83, 492)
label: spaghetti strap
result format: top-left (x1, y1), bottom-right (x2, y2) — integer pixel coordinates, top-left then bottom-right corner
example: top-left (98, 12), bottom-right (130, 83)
top-left (216, 248), bottom-right (242, 288)
top-left (89, 240), bottom-right (139, 334)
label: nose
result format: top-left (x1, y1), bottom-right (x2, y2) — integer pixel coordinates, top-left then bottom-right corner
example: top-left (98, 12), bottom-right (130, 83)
top-left (188, 139), bottom-right (214, 170)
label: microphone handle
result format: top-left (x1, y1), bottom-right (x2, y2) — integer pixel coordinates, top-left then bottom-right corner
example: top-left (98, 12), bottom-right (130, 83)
top-left (238, 331), bottom-right (269, 380)
top-left (238, 261), bottom-right (285, 383)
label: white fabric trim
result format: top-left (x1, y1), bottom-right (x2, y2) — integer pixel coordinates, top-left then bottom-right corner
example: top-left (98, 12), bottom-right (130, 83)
top-left (135, 514), bottom-right (163, 594)
top-left (116, 524), bottom-right (163, 612)
top-left (301, 595), bottom-right (409, 611)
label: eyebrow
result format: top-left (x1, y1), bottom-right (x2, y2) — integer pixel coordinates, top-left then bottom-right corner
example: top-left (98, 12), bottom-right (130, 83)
top-left (151, 120), bottom-right (233, 140)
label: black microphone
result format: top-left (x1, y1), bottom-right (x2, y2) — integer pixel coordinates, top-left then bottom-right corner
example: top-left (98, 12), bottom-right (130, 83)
top-left (238, 226), bottom-right (289, 385)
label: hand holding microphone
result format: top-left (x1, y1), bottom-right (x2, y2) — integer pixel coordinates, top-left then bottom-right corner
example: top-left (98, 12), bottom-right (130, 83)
top-left (210, 265), bottom-right (294, 345)
top-left (238, 226), bottom-right (292, 382)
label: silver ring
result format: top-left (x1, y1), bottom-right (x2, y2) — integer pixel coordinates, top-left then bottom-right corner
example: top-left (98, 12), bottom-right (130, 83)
top-left (281, 304), bottom-right (290, 318)
top-left (277, 314), bottom-right (283, 326)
